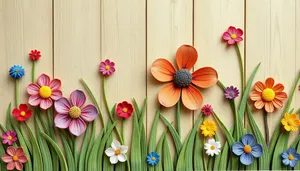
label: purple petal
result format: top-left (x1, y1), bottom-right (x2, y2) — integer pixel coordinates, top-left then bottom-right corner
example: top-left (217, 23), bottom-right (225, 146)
top-left (69, 118), bottom-right (86, 136)
top-left (54, 114), bottom-right (72, 129)
top-left (70, 90), bottom-right (86, 108)
top-left (54, 97), bottom-right (71, 114)
top-left (80, 105), bottom-right (98, 122)
top-left (232, 142), bottom-right (244, 156)
top-left (242, 134), bottom-right (255, 146)
top-left (240, 153), bottom-right (254, 165)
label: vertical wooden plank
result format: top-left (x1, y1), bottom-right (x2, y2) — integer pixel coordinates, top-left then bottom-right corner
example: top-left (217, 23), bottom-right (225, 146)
top-left (0, 0), bottom-right (52, 120)
top-left (147, 0), bottom-right (193, 144)
top-left (101, 0), bottom-right (146, 147)
top-left (246, 0), bottom-right (297, 143)
top-left (194, 0), bottom-right (244, 134)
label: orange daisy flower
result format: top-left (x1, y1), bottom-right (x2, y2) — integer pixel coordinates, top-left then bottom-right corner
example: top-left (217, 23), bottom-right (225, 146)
top-left (151, 45), bottom-right (218, 110)
top-left (250, 77), bottom-right (287, 113)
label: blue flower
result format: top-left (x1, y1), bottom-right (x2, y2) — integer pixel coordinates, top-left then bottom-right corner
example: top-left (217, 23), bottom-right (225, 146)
top-left (9, 65), bottom-right (25, 79)
top-left (146, 152), bottom-right (160, 166)
top-left (281, 147), bottom-right (300, 167)
top-left (232, 134), bottom-right (263, 166)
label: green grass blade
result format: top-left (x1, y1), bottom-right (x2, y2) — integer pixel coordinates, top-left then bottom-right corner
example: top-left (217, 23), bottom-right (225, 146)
top-left (212, 112), bottom-right (234, 145)
top-left (295, 139), bottom-right (300, 170)
top-left (176, 131), bottom-right (192, 171)
top-left (272, 132), bottom-right (289, 170)
top-left (140, 123), bottom-right (147, 171)
top-left (103, 133), bottom-right (114, 171)
top-left (193, 131), bottom-right (204, 170)
top-left (163, 136), bottom-right (173, 171)
top-left (218, 141), bottom-right (229, 170)
top-left (132, 98), bottom-right (141, 120)
top-left (87, 129), bottom-right (104, 171)
top-left (131, 109), bottom-right (142, 171)
top-left (290, 135), bottom-right (300, 148)
top-left (155, 129), bottom-right (168, 171)
top-left (176, 101), bottom-right (181, 139)
top-left (138, 97), bottom-right (147, 126)
top-left (213, 133), bottom-right (221, 170)
top-left (6, 103), bottom-right (12, 130)
top-left (85, 121), bottom-right (96, 170)
top-left (148, 109), bottom-right (161, 170)
top-left (79, 122), bottom-right (92, 171)
top-left (59, 132), bottom-right (76, 171)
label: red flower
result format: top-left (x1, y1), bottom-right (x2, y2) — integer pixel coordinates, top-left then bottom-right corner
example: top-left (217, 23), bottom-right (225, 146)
top-left (29, 49), bottom-right (41, 61)
top-left (116, 101), bottom-right (134, 119)
top-left (12, 104), bottom-right (32, 121)
top-left (222, 26), bottom-right (243, 45)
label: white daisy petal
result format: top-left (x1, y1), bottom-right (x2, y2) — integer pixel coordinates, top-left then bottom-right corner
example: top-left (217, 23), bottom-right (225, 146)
top-left (118, 154), bottom-right (127, 162)
top-left (105, 148), bottom-right (115, 157)
top-left (208, 138), bottom-right (215, 144)
top-left (120, 145), bottom-right (128, 154)
top-left (110, 155), bottom-right (118, 164)
top-left (111, 140), bottom-right (121, 150)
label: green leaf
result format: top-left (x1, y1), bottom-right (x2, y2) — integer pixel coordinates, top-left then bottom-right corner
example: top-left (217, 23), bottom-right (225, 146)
top-left (85, 121), bottom-right (96, 170)
top-left (213, 133), bottom-right (221, 170)
top-left (59, 132), bottom-right (76, 171)
top-left (176, 101), bottom-right (181, 139)
top-left (212, 112), bottom-right (234, 145)
top-left (132, 98), bottom-right (141, 120)
top-left (87, 129), bottom-right (104, 171)
top-left (79, 122), bottom-right (92, 171)
top-left (193, 132), bottom-right (204, 170)
top-left (290, 135), bottom-right (300, 148)
top-left (140, 122), bottom-right (147, 171)
top-left (6, 103), bottom-right (12, 130)
top-left (155, 129), bottom-right (168, 171)
top-left (163, 136), bottom-right (173, 171)
top-left (218, 141), bottom-right (229, 170)
top-left (176, 131), bottom-right (192, 171)
top-left (272, 132), bottom-right (289, 170)
top-left (148, 109), bottom-right (161, 171)
top-left (131, 108), bottom-right (142, 171)
top-left (295, 139), bottom-right (300, 170)
top-left (103, 132), bottom-right (114, 171)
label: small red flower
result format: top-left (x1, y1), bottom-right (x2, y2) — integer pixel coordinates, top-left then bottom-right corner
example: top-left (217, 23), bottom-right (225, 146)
top-left (222, 26), bottom-right (243, 45)
top-left (116, 101), bottom-right (134, 119)
top-left (29, 49), bottom-right (41, 61)
top-left (12, 104), bottom-right (32, 121)
top-left (202, 104), bottom-right (213, 116)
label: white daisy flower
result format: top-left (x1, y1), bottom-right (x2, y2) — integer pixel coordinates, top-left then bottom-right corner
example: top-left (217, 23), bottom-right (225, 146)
top-left (204, 138), bottom-right (221, 156)
top-left (105, 140), bottom-right (128, 164)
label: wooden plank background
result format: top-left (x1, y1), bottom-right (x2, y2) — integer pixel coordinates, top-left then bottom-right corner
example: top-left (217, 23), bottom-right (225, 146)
top-left (0, 0), bottom-right (299, 154)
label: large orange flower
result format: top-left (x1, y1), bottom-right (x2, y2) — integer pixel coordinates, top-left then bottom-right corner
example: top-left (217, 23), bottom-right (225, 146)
top-left (250, 77), bottom-right (287, 113)
top-left (151, 45), bottom-right (218, 110)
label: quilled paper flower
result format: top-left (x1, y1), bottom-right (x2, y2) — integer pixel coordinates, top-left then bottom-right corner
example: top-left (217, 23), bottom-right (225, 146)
top-left (12, 104), bottom-right (32, 122)
top-left (281, 148), bottom-right (300, 168)
top-left (2, 131), bottom-right (17, 145)
top-left (200, 120), bottom-right (217, 137)
top-left (99, 59), bottom-right (115, 76)
top-left (232, 134), bottom-right (263, 166)
top-left (222, 26), bottom-right (243, 45)
top-left (224, 86), bottom-right (239, 99)
top-left (29, 49), bottom-right (41, 61)
top-left (54, 90), bottom-right (98, 136)
top-left (202, 104), bottom-right (213, 116)
top-left (105, 140), bottom-right (128, 164)
top-left (281, 113), bottom-right (300, 132)
top-left (1, 146), bottom-right (27, 171)
top-left (151, 45), bottom-right (218, 110)
top-left (204, 138), bottom-right (221, 156)
top-left (9, 65), bottom-right (25, 79)
top-left (146, 152), bottom-right (160, 166)
top-left (250, 77), bottom-right (287, 113)
top-left (116, 101), bottom-right (134, 119)
top-left (27, 74), bottom-right (62, 110)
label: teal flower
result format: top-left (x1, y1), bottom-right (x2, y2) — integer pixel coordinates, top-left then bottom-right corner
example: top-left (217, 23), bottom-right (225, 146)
top-left (9, 65), bottom-right (25, 79)
top-left (146, 152), bottom-right (160, 166)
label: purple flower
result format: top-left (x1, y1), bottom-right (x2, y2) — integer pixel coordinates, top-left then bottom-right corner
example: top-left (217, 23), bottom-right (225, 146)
top-left (2, 130), bottom-right (17, 145)
top-left (224, 86), bottom-right (239, 99)
top-left (99, 59), bottom-right (115, 76)
top-left (202, 104), bottom-right (213, 116)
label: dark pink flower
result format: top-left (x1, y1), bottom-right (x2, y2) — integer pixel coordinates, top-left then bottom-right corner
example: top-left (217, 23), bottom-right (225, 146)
top-left (116, 101), bottom-right (134, 119)
top-left (99, 59), bottom-right (115, 76)
top-left (2, 131), bottom-right (17, 145)
top-left (202, 104), bottom-right (213, 116)
top-left (1, 146), bottom-right (27, 171)
top-left (54, 90), bottom-right (98, 136)
top-left (222, 26), bottom-right (243, 45)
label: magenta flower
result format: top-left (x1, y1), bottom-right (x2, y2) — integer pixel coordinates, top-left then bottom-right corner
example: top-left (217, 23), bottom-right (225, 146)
top-left (99, 59), bottom-right (115, 76)
top-left (2, 131), bottom-right (17, 145)
top-left (202, 104), bottom-right (213, 116)
top-left (225, 86), bottom-right (240, 99)
top-left (222, 26), bottom-right (243, 45)
top-left (54, 90), bottom-right (98, 136)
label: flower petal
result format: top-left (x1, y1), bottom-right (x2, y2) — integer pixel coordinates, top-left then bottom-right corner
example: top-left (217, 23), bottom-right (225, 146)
top-left (15, 148), bottom-right (24, 157)
top-left (290, 159), bottom-right (297, 167)
top-left (112, 140), bottom-right (121, 150)
top-left (28, 95), bottom-right (42, 106)
top-left (176, 45), bottom-right (198, 70)
top-left (236, 28), bottom-right (243, 36)
top-left (228, 39), bottom-right (235, 45)
top-left (249, 91), bottom-right (262, 101)
top-left (12, 109), bottom-right (21, 117)
top-left (192, 67), bottom-right (218, 88)
top-left (181, 85), bottom-right (203, 110)
top-left (118, 154), bottom-right (127, 162)
top-left (7, 147), bottom-right (16, 156)
top-left (18, 156), bottom-right (27, 163)
top-left (54, 97), bottom-right (71, 114)
top-left (240, 153), bottom-right (254, 166)
top-left (105, 148), bottom-right (116, 157)
top-left (19, 104), bottom-right (28, 111)
top-left (232, 142), bottom-right (245, 156)
top-left (228, 26), bottom-right (237, 34)
top-left (15, 161), bottom-right (23, 170)
top-left (272, 98), bottom-right (283, 109)
top-left (70, 90), bottom-right (86, 108)
top-left (251, 144), bottom-right (263, 158)
top-left (254, 81), bottom-right (265, 92)
top-left (254, 100), bottom-right (265, 109)
top-left (273, 83), bottom-right (284, 92)
top-left (222, 32), bottom-right (231, 40)
top-left (265, 78), bottom-right (274, 88)
top-left (26, 84), bottom-right (40, 95)
top-left (40, 98), bottom-right (53, 110)
top-left (275, 92), bottom-right (288, 100)
top-left (265, 102), bottom-right (274, 113)
top-left (110, 156), bottom-right (118, 164)
top-left (54, 114), bottom-right (72, 129)
top-left (49, 79), bottom-right (61, 90)
top-left (1, 154), bottom-right (12, 163)
top-left (151, 58), bottom-right (176, 82)
top-left (158, 83), bottom-right (180, 108)
top-left (69, 118), bottom-right (86, 136)
top-left (120, 145), bottom-right (128, 154)
top-left (7, 162), bottom-right (15, 170)
top-left (80, 105), bottom-right (98, 122)
top-left (242, 134), bottom-right (256, 146)
top-left (51, 90), bottom-right (63, 100)
top-left (235, 37), bottom-right (243, 42)
top-left (37, 74), bottom-right (50, 86)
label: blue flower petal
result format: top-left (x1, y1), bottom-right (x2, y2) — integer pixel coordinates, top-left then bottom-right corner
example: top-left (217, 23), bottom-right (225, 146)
top-left (9, 65), bottom-right (25, 79)
top-left (290, 159), bottom-right (298, 167)
top-left (281, 152), bottom-right (289, 158)
top-left (295, 153), bottom-right (300, 160)
top-left (240, 153), bottom-right (254, 166)
top-left (242, 134), bottom-right (255, 146)
top-left (287, 148), bottom-right (296, 155)
top-left (282, 158), bottom-right (290, 166)
top-left (232, 142), bottom-right (245, 156)
top-left (251, 144), bottom-right (263, 158)
top-left (146, 152), bottom-right (160, 166)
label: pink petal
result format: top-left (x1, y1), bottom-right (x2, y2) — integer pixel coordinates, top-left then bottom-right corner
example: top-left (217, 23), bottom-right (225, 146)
top-left (54, 114), bottom-right (72, 129)
top-left (7, 147), bottom-right (15, 156)
top-left (228, 39), bottom-right (236, 45)
top-left (40, 98), bottom-right (53, 110)
top-left (28, 95), bottom-right (42, 106)
top-left (51, 90), bottom-right (63, 100)
top-left (228, 26), bottom-right (236, 34)
top-left (15, 161), bottom-right (23, 170)
top-left (2, 134), bottom-right (8, 138)
top-left (7, 162), bottom-right (15, 170)
top-left (222, 32), bottom-right (231, 40)
top-left (80, 105), bottom-right (98, 122)
top-left (49, 79), bottom-right (61, 90)
top-left (69, 119), bottom-right (86, 136)
top-left (15, 148), bottom-right (24, 157)
top-left (236, 28), bottom-right (243, 36)
top-left (37, 74), bottom-right (50, 86)
top-left (235, 37), bottom-right (243, 42)
top-left (2, 154), bottom-right (12, 163)
top-left (54, 97), bottom-right (71, 114)
top-left (70, 90), bottom-right (86, 108)
top-left (18, 156), bottom-right (27, 163)
top-left (26, 84), bottom-right (40, 95)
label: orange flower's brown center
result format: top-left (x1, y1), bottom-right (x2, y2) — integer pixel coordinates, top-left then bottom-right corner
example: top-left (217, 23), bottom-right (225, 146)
top-left (244, 145), bottom-right (252, 153)
top-left (173, 69), bottom-right (192, 88)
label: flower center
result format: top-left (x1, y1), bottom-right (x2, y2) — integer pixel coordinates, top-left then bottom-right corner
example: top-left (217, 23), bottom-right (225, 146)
top-left (115, 149), bottom-right (121, 155)
top-left (288, 154), bottom-right (294, 160)
top-left (7, 136), bottom-right (12, 141)
top-left (13, 155), bottom-right (18, 161)
top-left (122, 108), bottom-right (128, 113)
top-left (105, 65), bottom-right (110, 70)
top-left (231, 34), bottom-right (237, 39)
top-left (244, 145), bottom-right (252, 153)
top-left (39, 86), bottom-right (52, 99)
top-left (151, 157), bottom-right (156, 161)
top-left (173, 69), bottom-right (192, 88)
top-left (15, 69), bottom-right (19, 72)
top-left (262, 88), bottom-right (275, 102)
top-left (69, 106), bottom-right (81, 119)
top-left (20, 111), bottom-right (26, 116)
top-left (210, 146), bottom-right (215, 150)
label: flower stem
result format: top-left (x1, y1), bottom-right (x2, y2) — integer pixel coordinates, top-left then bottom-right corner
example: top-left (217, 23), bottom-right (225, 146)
top-left (102, 77), bottom-right (113, 121)
top-left (176, 101), bottom-right (181, 139)
top-left (264, 111), bottom-right (270, 146)
top-left (15, 79), bottom-right (19, 108)
top-left (235, 44), bottom-right (245, 94)
top-left (32, 61), bottom-right (36, 82)
top-left (121, 119), bottom-right (124, 141)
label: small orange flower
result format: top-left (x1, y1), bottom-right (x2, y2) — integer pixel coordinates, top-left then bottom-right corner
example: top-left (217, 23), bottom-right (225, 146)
top-left (250, 78), bottom-right (287, 113)
top-left (151, 45), bottom-right (218, 110)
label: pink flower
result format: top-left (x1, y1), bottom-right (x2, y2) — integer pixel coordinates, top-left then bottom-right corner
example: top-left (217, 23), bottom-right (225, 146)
top-left (54, 90), bottom-right (98, 136)
top-left (2, 131), bottom-right (17, 145)
top-left (99, 59), bottom-right (115, 76)
top-left (116, 101), bottom-right (134, 119)
top-left (2, 146), bottom-right (27, 171)
top-left (26, 74), bottom-right (62, 110)
top-left (202, 104), bottom-right (213, 116)
top-left (222, 26), bottom-right (243, 45)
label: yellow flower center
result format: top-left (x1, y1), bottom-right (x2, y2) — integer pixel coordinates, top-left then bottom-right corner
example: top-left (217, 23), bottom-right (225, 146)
top-left (7, 136), bottom-right (12, 141)
top-left (244, 145), bottom-right (252, 153)
top-left (105, 65), bottom-right (110, 70)
top-left (20, 111), bottom-right (26, 116)
top-left (13, 155), bottom-right (18, 161)
top-left (210, 146), bottom-right (215, 150)
top-left (288, 154), bottom-right (294, 160)
top-left (122, 108), bottom-right (128, 113)
top-left (69, 106), bottom-right (81, 119)
top-left (231, 34), bottom-right (237, 39)
top-left (262, 88), bottom-right (275, 102)
top-left (151, 157), bottom-right (156, 161)
top-left (115, 149), bottom-right (121, 155)
top-left (39, 86), bottom-right (52, 99)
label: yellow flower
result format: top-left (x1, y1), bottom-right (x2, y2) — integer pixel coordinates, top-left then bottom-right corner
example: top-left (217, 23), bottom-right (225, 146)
top-left (200, 120), bottom-right (217, 137)
top-left (281, 113), bottom-right (300, 132)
